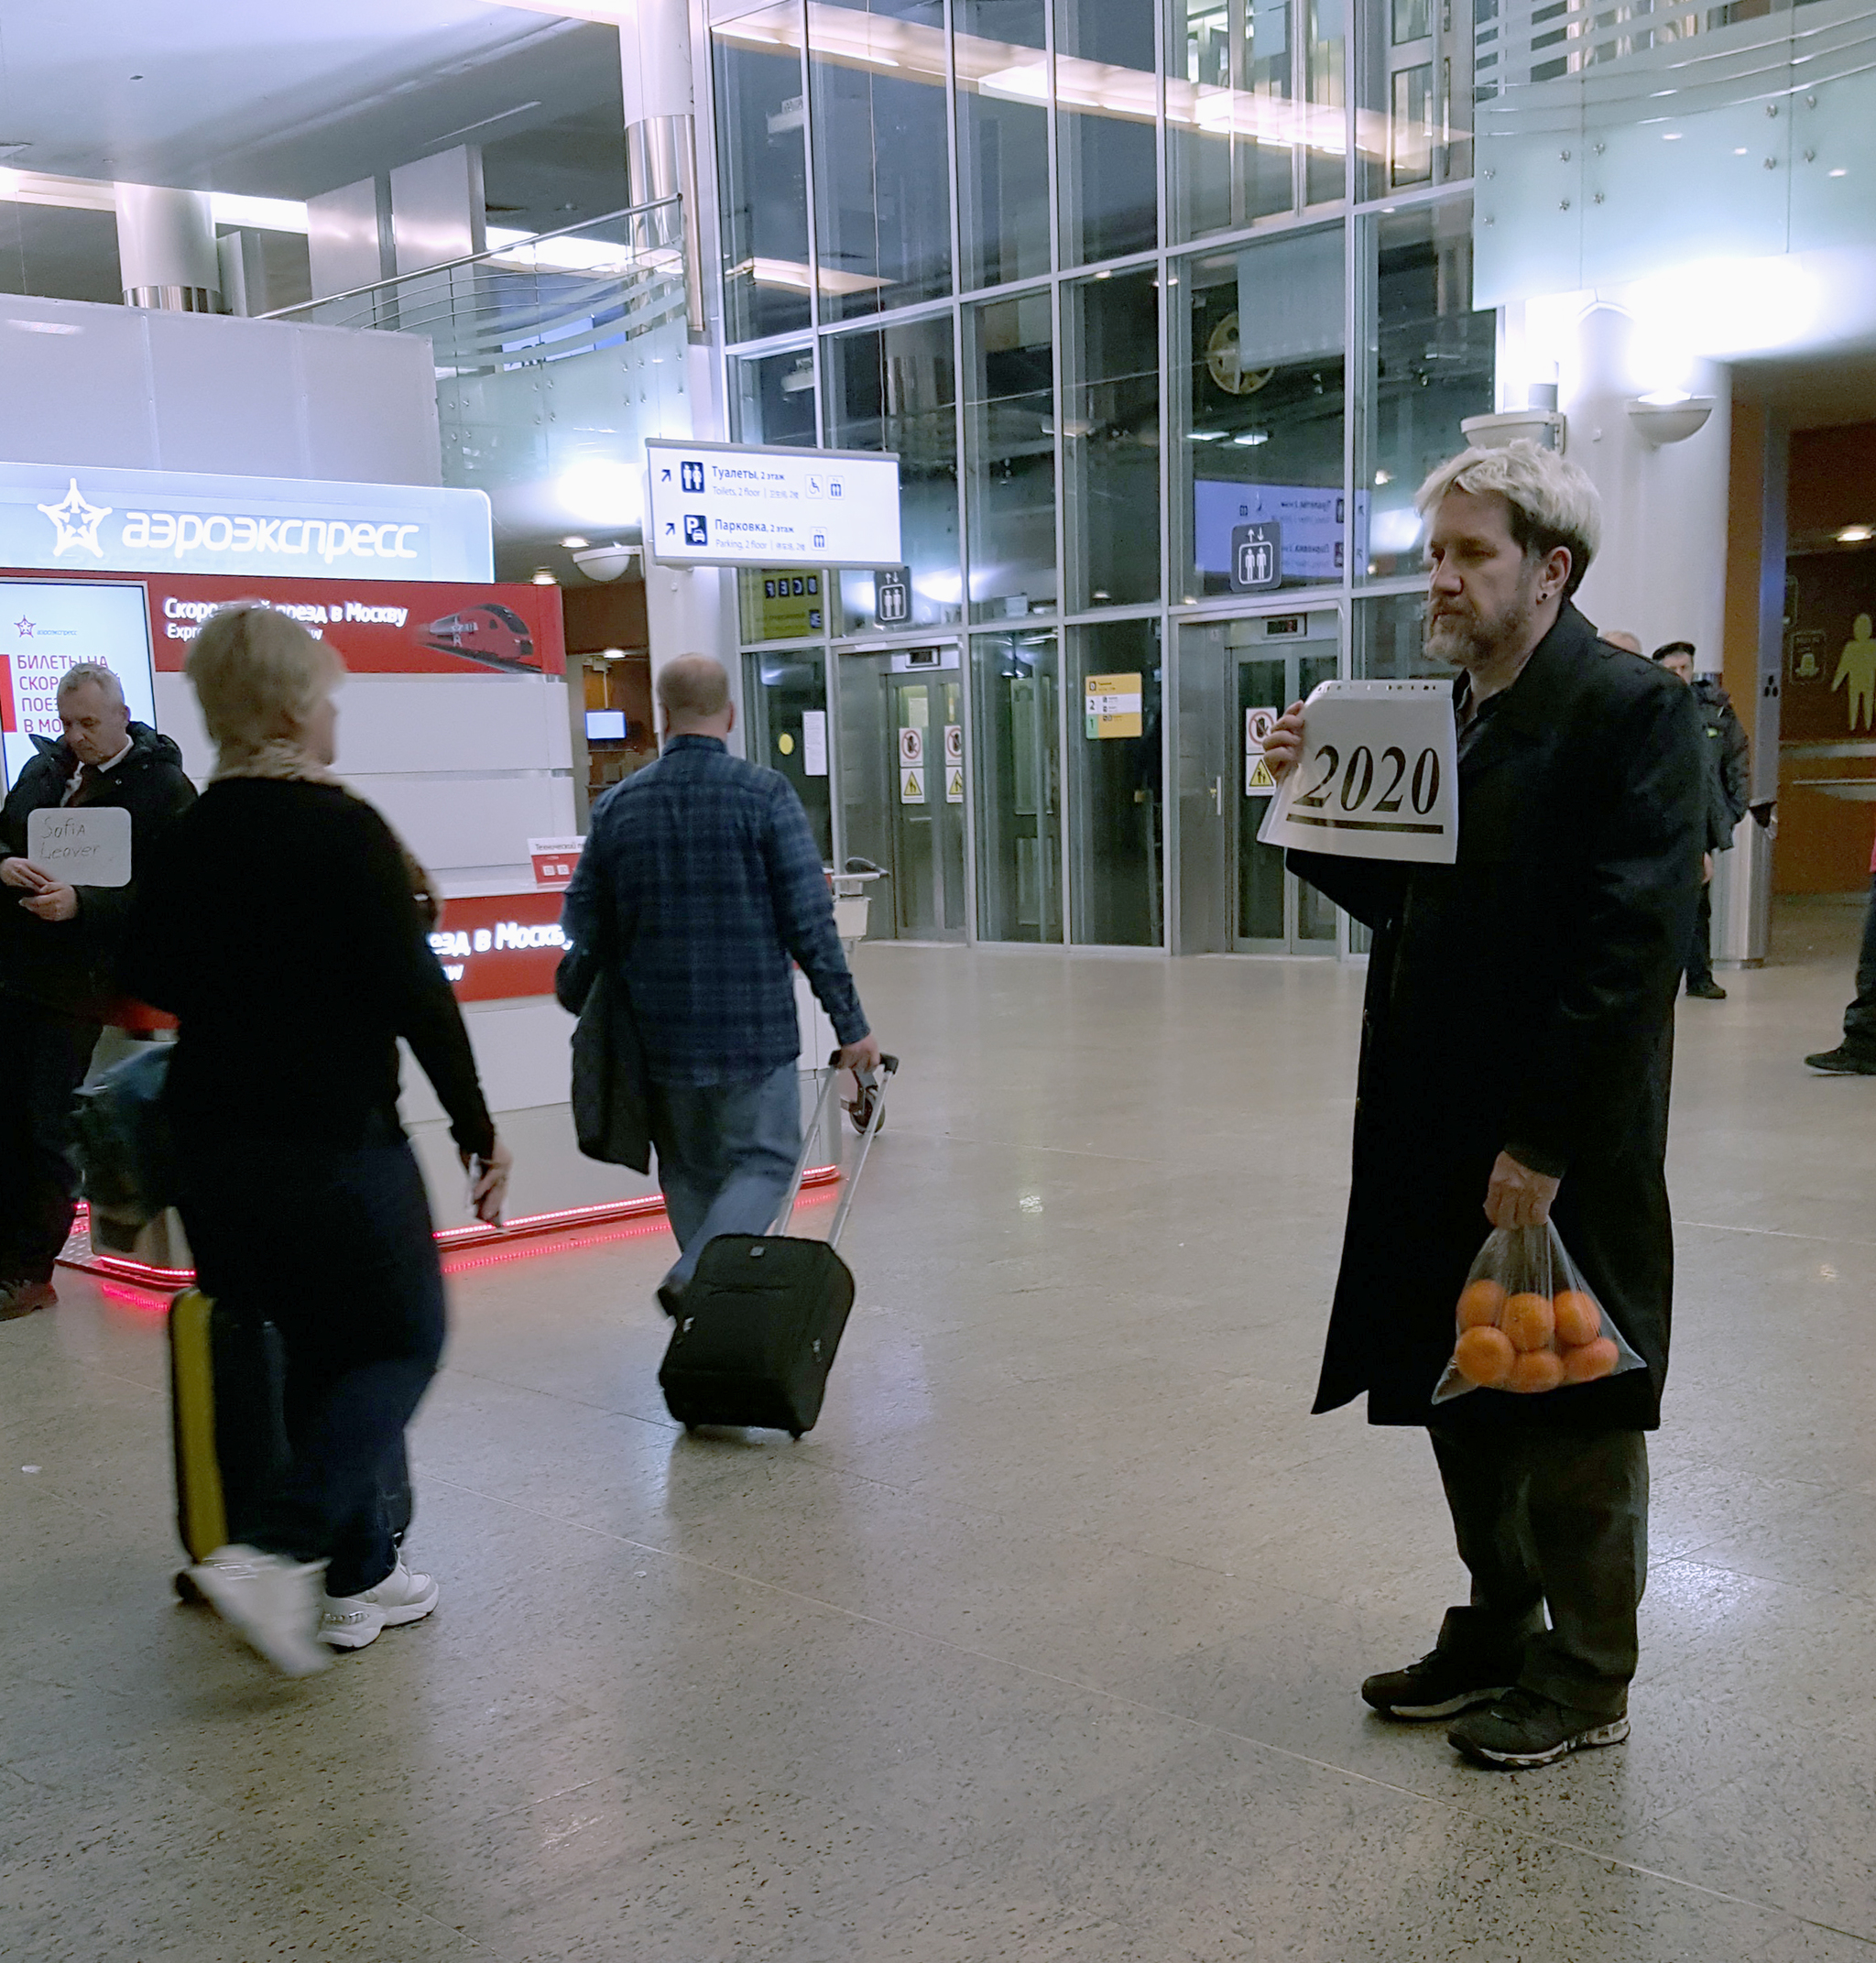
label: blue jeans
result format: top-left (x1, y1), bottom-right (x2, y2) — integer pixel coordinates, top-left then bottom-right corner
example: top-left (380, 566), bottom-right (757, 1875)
top-left (180, 1133), bottom-right (444, 1598)
top-left (649, 1062), bottom-right (802, 1289)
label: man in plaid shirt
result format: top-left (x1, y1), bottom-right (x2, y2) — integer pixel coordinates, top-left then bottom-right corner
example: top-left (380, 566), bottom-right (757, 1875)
top-left (562, 655), bottom-right (878, 1314)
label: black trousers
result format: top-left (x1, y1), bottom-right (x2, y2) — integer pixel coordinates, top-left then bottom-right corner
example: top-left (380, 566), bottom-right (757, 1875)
top-left (180, 1134), bottom-right (444, 1598)
top-left (1685, 879), bottom-right (1715, 989)
top-left (0, 994), bottom-right (100, 1285)
top-left (1429, 1425), bottom-right (1648, 1719)
top-left (1842, 873), bottom-right (1876, 1056)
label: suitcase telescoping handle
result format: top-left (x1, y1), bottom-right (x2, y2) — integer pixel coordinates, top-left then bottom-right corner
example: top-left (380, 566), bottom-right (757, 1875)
top-left (770, 1051), bottom-right (900, 1248)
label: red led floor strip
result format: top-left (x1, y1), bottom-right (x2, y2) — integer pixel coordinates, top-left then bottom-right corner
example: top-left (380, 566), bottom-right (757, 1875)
top-left (57, 1168), bottom-right (841, 1294)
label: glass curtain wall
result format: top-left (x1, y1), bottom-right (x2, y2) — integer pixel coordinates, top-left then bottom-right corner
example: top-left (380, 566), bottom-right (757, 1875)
top-left (1063, 267), bottom-right (1162, 611)
top-left (965, 289), bottom-right (1058, 620)
top-left (709, 0), bottom-right (1489, 948)
top-left (1173, 225), bottom-right (1346, 601)
top-left (823, 312), bottom-right (962, 633)
top-left (958, 1), bottom-right (1053, 289)
top-left (809, 0), bottom-right (954, 322)
top-left (714, 5), bottom-right (813, 344)
top-left (1356, 202), bottom-right (1494, 577)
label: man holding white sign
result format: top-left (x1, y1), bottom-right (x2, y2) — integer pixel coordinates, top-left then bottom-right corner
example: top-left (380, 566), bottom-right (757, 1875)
top-left (0, 662), bottom-right (194, 1318)
top-left (1263, 442), bottom-right (1706, 1771)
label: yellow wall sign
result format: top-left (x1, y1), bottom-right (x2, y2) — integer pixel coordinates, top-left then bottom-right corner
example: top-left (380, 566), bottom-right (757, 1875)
top-left (1085, 672), bottom-right (1143, 739)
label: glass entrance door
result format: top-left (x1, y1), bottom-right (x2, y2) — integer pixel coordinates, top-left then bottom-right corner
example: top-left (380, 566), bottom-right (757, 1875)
top-left (1175, 612), bottom-right (1341, 954)
top-left (836, 647), bottom-right (967, 942)
top-left (1235, 642), bottom-right (1339, 951)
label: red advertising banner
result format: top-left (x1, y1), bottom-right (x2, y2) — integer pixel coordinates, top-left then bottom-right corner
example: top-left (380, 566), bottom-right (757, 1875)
top-left (429, 889), bottom-right (566, 1002)
top-left (0, 565), bottom-right (565, 678)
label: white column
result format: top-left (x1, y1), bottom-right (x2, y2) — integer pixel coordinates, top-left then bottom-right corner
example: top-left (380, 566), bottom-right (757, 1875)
top-left (1560, 302), bottom-right (1731, 663)
top-left (115, 184), bottom-right (220, 311)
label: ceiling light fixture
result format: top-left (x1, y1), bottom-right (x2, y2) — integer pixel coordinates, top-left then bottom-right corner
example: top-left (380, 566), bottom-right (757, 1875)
top-left (532, 570), bottom-right (557, 584)
top-left (561, 535), bottom-right (589, 549)
top-left (1838, 525), bottom-right (1873, 543)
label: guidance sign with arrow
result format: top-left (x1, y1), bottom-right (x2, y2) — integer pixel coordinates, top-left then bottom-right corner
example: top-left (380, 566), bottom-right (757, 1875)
top-left (645, 439), bottom-right (901, 570)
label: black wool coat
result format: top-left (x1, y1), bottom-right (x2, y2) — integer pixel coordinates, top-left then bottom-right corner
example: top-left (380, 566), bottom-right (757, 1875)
top-left (1291, 605), bottom-right (1707, 1432)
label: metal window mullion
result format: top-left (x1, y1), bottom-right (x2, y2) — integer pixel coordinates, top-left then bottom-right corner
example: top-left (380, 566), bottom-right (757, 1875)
top-left (1154, 0), bottom-right (1174, 953)
top-left (1045, 3), bottom-right (1071, 945)
top-left (798, 0), bottom-right (823, 342)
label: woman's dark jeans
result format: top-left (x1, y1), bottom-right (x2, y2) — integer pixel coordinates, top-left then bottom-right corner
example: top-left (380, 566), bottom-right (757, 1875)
top-left (180, 1133), bottom-right (445, 1598)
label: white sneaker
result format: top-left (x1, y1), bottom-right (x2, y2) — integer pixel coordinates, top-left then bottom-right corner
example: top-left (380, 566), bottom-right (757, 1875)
top-left (187, 1543), bottom-right (332, 1677)
top-left (319, 1560), bottom-right (440, 1651)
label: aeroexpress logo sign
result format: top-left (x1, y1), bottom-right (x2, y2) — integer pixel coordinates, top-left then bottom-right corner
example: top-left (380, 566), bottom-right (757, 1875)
top-left (0, 462), bottom-right (493, 583)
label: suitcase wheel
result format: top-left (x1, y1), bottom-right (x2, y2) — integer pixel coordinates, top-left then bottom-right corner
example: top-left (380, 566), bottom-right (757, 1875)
top-left (174, 1569), bottom-right (204, 1605)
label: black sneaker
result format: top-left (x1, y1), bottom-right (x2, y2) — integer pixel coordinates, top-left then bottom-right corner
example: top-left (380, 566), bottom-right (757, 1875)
top-left (1685, 979), bottom-right (1727, 1000)
top-left (1446, 1686), bottom-right (1630, 1769)
top-left (1361, 1647), bottom-right (1516, 1721)
top-left (1805, 1045), bottom-right (1876, 1075)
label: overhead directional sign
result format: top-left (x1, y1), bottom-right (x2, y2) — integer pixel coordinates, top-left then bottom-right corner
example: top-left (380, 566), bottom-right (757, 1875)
top-left (645, 439), bottom-right (901, 570)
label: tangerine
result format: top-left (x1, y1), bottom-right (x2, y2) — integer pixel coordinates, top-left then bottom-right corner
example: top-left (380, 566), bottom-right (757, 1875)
top-left (1561, 1336), bottom-right (1620, 1384)
top-left (1507, 1348), bottom-right (1565, 1395)
top-left (1454, 1325), bottom-right (1515, 1388)
top-left (1502, 1292), bottom-right (1555, 1353)
top-left (1554, 1290), bottom-right (1601, 1347)
top-left (1457, 1279), bottom-right (1507, 1330)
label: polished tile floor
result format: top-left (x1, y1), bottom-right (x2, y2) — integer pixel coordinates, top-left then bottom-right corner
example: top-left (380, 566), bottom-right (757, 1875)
top-left (5, 897), bottom-right (1875, 1961)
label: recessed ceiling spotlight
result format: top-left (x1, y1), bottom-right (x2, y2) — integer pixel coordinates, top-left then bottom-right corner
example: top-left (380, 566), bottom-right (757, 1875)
top-left (532, 569), bottom-right (557, 584)
top-left (1838, 524), bottom-right (1873, 543)
top-left (561, 535), bottom-right (589, 549)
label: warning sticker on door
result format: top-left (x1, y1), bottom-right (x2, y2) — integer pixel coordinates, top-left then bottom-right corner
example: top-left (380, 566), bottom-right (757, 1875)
top-left (945, 767), bottom-right (964, 803)
top-left (899, 725), bottom-right (923, 768)
top-left (1245, 706), bottom-right (1278, 797)
top-left (900, 766), bottom-right (925, 803)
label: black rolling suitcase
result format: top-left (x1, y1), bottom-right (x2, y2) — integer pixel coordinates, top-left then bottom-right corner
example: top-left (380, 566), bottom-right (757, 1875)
top-left (660, 1053), bottom-right (897, 1438)
top-left (169, 1288), bottom-right (412, 1598)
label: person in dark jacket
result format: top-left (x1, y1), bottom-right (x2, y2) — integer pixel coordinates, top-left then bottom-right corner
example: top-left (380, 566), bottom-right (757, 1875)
top-left (1264, 440), bottom-right (1706, 1771)
top-left (123, 605), bottom-right (512, 1678)
top-left (562, 655), bottom-right (878, 1319)
top-left (0, 662), bottom-right (194, 1318)
top-left (1653, 642), bottom-right (1751, 998)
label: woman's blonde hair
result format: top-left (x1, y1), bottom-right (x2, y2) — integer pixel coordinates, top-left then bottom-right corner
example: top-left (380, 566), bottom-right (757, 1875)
top-left (187, 603), bottom-right (344, 780)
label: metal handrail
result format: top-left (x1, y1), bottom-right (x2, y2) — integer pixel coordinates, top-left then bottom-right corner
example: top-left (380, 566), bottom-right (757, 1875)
top-left (261, 195), bottom-right (684, 322)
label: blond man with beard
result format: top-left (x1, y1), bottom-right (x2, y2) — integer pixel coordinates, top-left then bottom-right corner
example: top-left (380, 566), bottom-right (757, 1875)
top-left (1263, 442), bottom-right (1707, 1769)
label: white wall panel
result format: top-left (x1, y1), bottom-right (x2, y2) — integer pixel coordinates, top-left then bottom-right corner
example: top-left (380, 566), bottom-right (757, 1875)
top-left (347, 772), bottom-right (574, 875)
top-left (0, 296), bottom-right (441, 485)
top-left (332, 676), bottom-right (570, 774)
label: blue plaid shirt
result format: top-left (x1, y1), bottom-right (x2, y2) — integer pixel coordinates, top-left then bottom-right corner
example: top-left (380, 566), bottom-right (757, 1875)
top-left (561, 736), bottom-right (867, 1085)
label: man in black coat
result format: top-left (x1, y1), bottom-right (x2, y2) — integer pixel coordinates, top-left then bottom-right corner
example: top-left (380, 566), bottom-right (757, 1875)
top-left (0, 661), bottom-right (195, 1317)
top-left (1265, 440), bottom-right (1706, 1770)
top-left (1653, 641), bottom-right (1751, 999)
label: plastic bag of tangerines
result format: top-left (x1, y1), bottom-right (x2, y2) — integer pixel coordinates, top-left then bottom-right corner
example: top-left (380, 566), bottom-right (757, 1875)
top-left (1431, 1222), bottom-right (1644, 1404)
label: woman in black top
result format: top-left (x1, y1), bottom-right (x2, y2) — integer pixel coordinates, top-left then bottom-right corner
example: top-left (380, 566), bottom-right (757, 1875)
top-left (124, 604), bottom-right (511, 1676)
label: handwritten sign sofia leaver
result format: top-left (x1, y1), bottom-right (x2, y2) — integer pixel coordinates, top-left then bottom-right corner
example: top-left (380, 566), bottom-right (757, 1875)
top-left (27, 805), bottom-right (133, 887)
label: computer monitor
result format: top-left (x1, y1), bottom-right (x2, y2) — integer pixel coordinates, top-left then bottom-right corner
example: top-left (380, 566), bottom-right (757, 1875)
top-left (585, 709), bottom-right (627, 742)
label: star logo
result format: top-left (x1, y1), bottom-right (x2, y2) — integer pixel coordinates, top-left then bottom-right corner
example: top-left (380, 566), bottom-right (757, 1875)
top-left (36, 478), bottom-right (113, 558)
top-left (14, 617), bottom-right (33, 637)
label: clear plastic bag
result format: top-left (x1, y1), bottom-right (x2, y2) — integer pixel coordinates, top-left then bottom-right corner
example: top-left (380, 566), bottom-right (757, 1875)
top-left (1431, 1222), bottom-right (1646, 1403)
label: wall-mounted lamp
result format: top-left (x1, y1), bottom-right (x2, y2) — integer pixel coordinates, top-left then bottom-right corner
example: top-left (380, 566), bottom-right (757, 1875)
top-left (1625, 392), bottom-right (1716, 445)
top-left (1460, 409), bottom-right (1565, 453)
top-left (570, 543), bottom-right (641, 583)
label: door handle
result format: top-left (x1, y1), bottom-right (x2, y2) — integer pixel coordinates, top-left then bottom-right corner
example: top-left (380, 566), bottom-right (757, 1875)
top-left (1210, 776), bottom-right (1224, 816)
